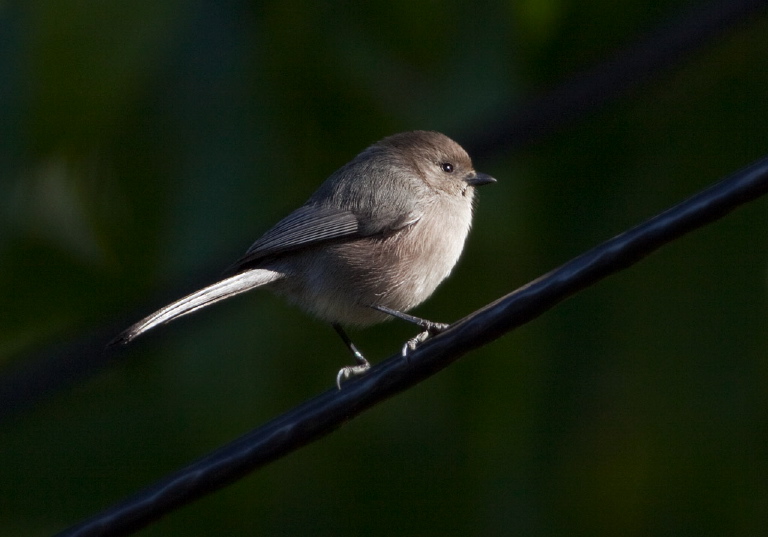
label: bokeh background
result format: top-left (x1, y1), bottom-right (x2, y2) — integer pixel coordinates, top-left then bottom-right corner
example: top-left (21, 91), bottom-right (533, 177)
top-left (2, 1), bottom-right (768, 535)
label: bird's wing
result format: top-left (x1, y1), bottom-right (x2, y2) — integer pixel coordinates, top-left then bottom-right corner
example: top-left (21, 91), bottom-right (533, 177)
top-left (224, 204), bottom-right (362, 274)
top-left (226, 171), bottom-right (426, 275)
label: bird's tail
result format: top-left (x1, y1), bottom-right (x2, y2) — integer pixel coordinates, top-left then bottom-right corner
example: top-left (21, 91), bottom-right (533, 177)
top-left (110, 268), bottom-right (283, 346)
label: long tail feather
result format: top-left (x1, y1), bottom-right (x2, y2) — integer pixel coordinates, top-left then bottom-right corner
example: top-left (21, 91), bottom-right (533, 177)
top-left (110, 269), bottom-right (283, 345)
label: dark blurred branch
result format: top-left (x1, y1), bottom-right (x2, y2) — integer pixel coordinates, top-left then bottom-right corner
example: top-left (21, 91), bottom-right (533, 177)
top-left (0, 279), bottom-right (222, 423)
top-left (56, 154), bottom-right (768, 537)
top-left (466, 0), bottom-right (768, 158)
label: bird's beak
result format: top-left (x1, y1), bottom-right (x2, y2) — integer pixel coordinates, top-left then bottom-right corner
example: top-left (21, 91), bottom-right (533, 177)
top-left (465, 172), bottom-right (496, 186)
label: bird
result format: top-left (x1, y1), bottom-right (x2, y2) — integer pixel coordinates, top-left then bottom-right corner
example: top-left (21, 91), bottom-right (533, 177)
top-left (111, 131), bottom-right (495, 387)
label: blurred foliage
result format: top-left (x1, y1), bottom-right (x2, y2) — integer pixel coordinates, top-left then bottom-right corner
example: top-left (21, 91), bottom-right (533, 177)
top-left (1, 0), bottom-right (768, 535)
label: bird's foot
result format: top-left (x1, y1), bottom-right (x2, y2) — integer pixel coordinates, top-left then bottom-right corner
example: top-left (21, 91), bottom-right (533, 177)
top-left (401, 322), bottom-right (449, 357)
top-left (336, 356), bottom-right (371, 389)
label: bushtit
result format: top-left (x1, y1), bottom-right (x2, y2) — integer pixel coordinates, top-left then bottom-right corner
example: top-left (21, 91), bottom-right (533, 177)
top-left (113, 131), bottom-right (495, 387)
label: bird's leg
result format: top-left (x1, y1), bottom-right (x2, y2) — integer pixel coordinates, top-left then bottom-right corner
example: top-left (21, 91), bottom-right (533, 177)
top-left (333, 323), bottom-right (371, 389)
top-left (371, 305), bottom-right (449, 357)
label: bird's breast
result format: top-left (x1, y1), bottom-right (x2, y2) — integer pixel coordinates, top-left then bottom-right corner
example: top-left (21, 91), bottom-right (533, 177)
top-left (269, 195), bottom-right (474, 327)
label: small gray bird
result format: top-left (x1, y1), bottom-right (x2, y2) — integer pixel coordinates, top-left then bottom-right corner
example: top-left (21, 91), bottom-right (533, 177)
top-left (113, 131), bottom-right (495, 387)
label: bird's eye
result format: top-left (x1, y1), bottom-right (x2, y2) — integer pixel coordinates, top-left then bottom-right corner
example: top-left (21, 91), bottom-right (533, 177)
top-left (440, 162), bottom-right (454, 173)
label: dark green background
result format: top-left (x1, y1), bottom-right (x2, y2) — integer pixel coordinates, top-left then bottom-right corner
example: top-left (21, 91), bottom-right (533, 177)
top-left (2, 1), bottom-right (768, 535)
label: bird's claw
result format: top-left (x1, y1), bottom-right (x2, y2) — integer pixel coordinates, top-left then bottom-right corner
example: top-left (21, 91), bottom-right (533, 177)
top-left (336, 320), bottom-right (449, 387)
top-left (336, 358), bottom-right (371, 389)
top-left (401, 322), bottom-right (449, 358)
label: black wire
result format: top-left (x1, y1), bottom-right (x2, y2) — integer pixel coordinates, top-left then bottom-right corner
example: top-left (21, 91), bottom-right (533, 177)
top-left (55, 154), bottom-right (768, 537)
